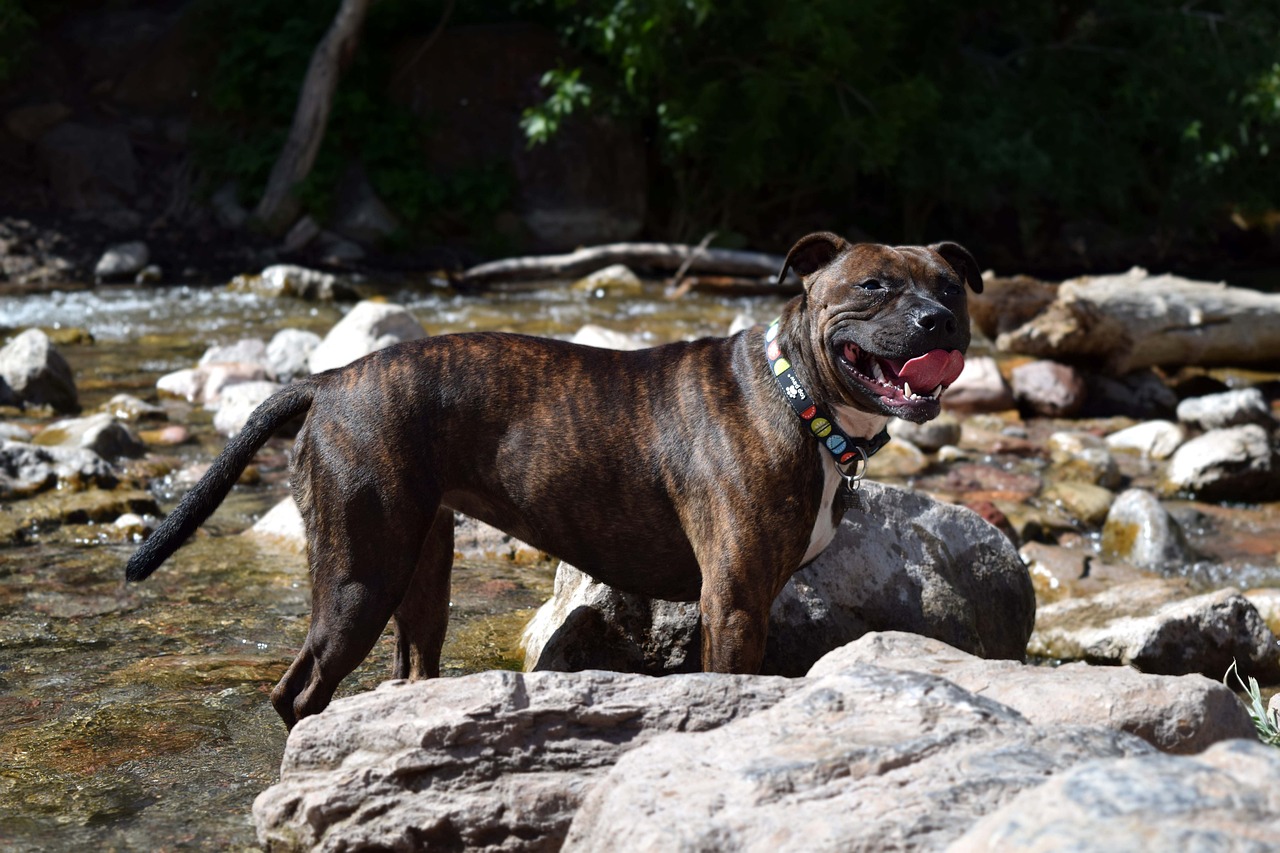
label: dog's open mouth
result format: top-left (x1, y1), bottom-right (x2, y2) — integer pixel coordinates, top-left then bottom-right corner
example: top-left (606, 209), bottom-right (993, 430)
top-left (837, 343), bottom-right (965, 414)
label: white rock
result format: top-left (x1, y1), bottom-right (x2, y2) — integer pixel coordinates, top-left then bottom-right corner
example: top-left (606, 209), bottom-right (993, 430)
top-left (94, 240), bottom-right (149, 281)
top-left (211, 381), bottom-right (282, 437)
top-left (1105, 419), bottom-right (1186, 459)
top-left (308, 300), bottom-right (427, 373)
top-left (1176, 386), bottom-right (1273, 430)
top-left (567, 324), bottom-right (647, 351)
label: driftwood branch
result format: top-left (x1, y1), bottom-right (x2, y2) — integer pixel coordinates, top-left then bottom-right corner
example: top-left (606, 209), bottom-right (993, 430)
top-left (996, 267), bottom-right (1280, 372)
top-left (460, 242), bottom-right (794, 288)
top-left (253, 0), bottom-right (376, 234)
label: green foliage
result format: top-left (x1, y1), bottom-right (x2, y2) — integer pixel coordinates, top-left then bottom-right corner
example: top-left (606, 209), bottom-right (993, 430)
top-left (0, 0), bottom-right (35, 84)
top-left (521, 67), bottom-right (593, 145)
top-left (1225, 660), bottom-right (1280, 747)
top-left (525, 0), bottom-right (1280, 247)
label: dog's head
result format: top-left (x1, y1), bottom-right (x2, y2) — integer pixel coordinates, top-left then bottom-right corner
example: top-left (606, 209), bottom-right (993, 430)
top-left (779, 232), bottom-right (982, 424)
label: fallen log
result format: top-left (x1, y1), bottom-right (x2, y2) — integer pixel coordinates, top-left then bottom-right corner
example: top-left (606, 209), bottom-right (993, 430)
top-left (459, 242), bottom-right (793, 289)
top-left (996, 267), bottom-right (1280, 373)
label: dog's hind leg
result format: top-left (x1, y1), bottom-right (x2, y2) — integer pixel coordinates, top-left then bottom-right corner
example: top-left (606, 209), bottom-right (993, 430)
top-left (391, 507), bottom-right (454, 680)
top-left (270, 487), bottom-right (442, 728)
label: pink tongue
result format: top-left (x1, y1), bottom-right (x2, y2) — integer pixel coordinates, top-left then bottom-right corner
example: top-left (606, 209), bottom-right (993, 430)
top-left (898, 350), bottom-right (965, 391)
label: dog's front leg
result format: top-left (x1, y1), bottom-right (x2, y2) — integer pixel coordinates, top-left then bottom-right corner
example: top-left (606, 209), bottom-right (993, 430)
top-left (694, 528), bottom-right (794, 674)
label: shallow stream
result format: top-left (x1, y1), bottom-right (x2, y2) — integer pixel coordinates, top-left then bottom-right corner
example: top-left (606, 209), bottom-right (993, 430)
top-left (0, 279), bottom-right (789, 850)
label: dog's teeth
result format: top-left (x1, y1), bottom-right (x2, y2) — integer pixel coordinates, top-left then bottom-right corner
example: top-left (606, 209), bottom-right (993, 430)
top-left (872, 362), bottom-right (885, 382)
top-left (931, 385), bottom-right (945, 399)
top-left (903, 381), bottom-right (912, 398)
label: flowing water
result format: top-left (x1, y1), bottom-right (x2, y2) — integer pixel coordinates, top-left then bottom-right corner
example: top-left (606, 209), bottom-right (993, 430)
top-left (0, 278), bottom-right (790, 851)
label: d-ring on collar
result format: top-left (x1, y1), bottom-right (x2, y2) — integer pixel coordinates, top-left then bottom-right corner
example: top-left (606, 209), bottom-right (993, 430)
top-left (764, 317), bottom-right (891, 489)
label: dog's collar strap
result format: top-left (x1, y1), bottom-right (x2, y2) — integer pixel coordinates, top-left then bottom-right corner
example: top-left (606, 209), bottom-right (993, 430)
top-left (765, 318), bottom-right (891, 480)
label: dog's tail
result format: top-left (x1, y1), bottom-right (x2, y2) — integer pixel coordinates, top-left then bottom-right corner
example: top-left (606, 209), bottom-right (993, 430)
top-left (125, 381), bottom-right (316, 582)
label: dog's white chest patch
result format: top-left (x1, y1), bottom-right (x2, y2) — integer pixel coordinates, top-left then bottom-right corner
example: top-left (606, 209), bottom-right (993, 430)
top-left (800, 454), bottom-right (842, 565)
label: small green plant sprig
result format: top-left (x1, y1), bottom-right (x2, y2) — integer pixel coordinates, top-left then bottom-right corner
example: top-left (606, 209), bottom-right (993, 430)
top-left (1225, 660), bottom-right (1280, 747)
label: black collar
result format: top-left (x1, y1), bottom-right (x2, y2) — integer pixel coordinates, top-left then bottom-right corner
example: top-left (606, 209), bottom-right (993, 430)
top-left (765, 317), bottom-right (891, 485)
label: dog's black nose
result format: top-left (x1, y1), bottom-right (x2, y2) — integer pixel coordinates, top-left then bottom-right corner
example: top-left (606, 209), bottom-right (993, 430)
top-left (913, 307), bottom-right (957, 336)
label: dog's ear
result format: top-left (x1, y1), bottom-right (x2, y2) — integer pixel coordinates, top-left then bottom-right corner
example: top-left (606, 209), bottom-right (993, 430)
top-left (929, 241), bottom-right (984, 294)
top-left (779, 232), bottom-right (851, 285)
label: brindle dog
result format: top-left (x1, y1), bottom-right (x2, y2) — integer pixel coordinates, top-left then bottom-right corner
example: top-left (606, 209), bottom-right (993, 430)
top-left (127, 232), bottom-right (981, 727)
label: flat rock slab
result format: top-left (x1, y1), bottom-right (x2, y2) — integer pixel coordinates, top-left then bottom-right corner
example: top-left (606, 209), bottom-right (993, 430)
top-left (953, 739), bottom-right (1280, 852)
top-left (562, 666), bottom-right (1149, 852)
top-left (1029, 578), bottom-right (1280, 680)
top-left (811, 631), bottom-right (1256, 754)
top-left (253, 669), bottom-right (799, 852)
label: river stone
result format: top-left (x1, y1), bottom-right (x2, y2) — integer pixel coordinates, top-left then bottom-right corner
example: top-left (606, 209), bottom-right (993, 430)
top-left (571, 264), bottom-right (643, 297)
top-left (308, 300), bottom-right (427, 373)
top-left (1042, 480), bottom-right (1115, 527)
top-left (1048, 430), bottom-right (1122, 488)
top-left (888, 412), bottom-right (962, 453)
top-left (1163, 424), bottom-right (1278, 501)
top-left (266, 328), bottom-right (321, 382)
top-left (810, 632), bottom-right (1255, 754)
top-left (523, 481), bottom-right (1036, 676)
top-left (244, 498), bottom-right (305, 555)
top-left (1084, 368), bottom-right (1178, 419)
top-left (1029, 578), bottom-right (1280, 680)
top-left (100, 393), bottom-right (167, 423)
top-left (1011, 359), bottom-right (1088, 417)
top-left (1019, 541), bottom-right (1158, 604)
top-left (32, 413), bottom-right (144, 461)
top-left (0, 329), bottom-right (79, 413)
top-left (952, 739), bottom-right (1280, 852)
top-left (229, 265), bottom-right (357, 302)
top-left (562, 665), bottom-right (1150, 853)
top-left (1101, 488), bottom-right (1195, 572)
top-left (0, 440), bottom-right (116, 498)
top-left (942, 355), bottom-right (1015, 414)
top-left (1176, 386), bottom-right (1274, 430)
top-left (93, 240), bottom-right (149, 282)
top-left (252, 669), bottom-right (800, 853)
top-left (567, 324), bottom-right (647, 350)
top-left (453, 514), bottom-right (555, 565)
top-left (198, 338), bottom-right (269, 370)
top-left (211, 381), bottom-right (283, 438)
top-left (1105, 419), bottom-right (1186, 459)
top-left (1246, 588), bottom-right (1280, 639)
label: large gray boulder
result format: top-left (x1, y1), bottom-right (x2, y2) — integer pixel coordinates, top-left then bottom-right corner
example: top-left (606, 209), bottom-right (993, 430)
top-left (253, 670), bottom-right (799, 852)
top-left (1030, 578), bottom-right (1280, 680)
top-left (1163, 424), bottom-right (1278, 502)
top-left (810, 632), bottom-right (1255, 754)
top-left (561, 666), bottom-right (1148, 852)
top-left (953, 739), bottom-right (1280, 852)
top-left (523, 481), bottom-right (1035, 675)
top-left (0, 329), bottom-right (79, 413)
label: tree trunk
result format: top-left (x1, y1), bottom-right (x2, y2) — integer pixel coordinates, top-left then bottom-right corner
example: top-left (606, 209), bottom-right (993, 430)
top-left (253, 0), bottom-right (376, 235)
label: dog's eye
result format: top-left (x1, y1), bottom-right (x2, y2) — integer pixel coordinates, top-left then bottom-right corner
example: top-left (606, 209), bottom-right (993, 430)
top-left (857, 278), bottom-right (883, 291)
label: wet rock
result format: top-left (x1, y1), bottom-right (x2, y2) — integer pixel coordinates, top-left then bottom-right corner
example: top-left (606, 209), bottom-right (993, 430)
top-left (1246, 588), bottom-right (1280, 638)
top-left (156, 362), bottom-right (269, 405)
top-left (1029, 578), bottom-right (1280, 680)
top-left (954, 740), bottom-right (1280, 852)
top-left (1012, 359), bottom-right (1088, 417)
top-left (1176, 386), bottom-right (1274, 430)
top-left (727, 313), bottom-right (759, 336)
top-left (211, 381), bottom-right (282, 438)
top-left (93, 240), bottom-right (149, 282)
top-left (942, 355), bottom-right (1015, 413)
top-left (1042, 480), bottom-right (1114, 527)
top-left (1018, 541), bottom-right (1156, 605)
top-left (865, 437), bottom-right (929, 477)
top-left (888, 411), bottom-right (961, 453)
top-left (1084, 369), bottom-right (1178, 419)
top-left (913, 462), bottom-right (1043, 503)
top-left (811, 632), bottom-right (1255, 754)
top-left (563, 666), bottom-right (1148, 853)
top-left (244, 498), bottom-right (304, 554)
top-left (0, 423), bottom-right (32, 442)
top-left (229, 264), bottom-right (358, 302)
top-left (1101, 488), bottom-right (1194, 572)
top-left (0, 329), bottom-right (79, 413)
top-left (0, 488), bottom-right (159, 543)
top-left (524, 482), bottom-right (1036, 676)
top-left (137, 425), bottom-right (189, 447)
top-left (454, 514), bottom-right (554, 565)
top-left (1105, 419), bottom-right (1185, 459)
top-left (571, 264), bottom-right (643, 297)
top-left (308, 300), bottom-right (427, 373)
top-left (265, 329), bottom-right (320, 383)
top-left (0, 377), bottom-right (20, 408)
top-left (1, 440), bottom-right (115, 498)
top-left (198, 338), bottom-right (269, 371)
top-left (32, 413), bottom-right (144, 462)
top-left (100, 393), bottom-right (167, 423)
top-left (567, 324), bottom-right (647, 350)
top-left (1048, 431), bottom-right (1122, 488)
top-left (253, 669), bottom-right (799, 852)
top-left (1163, 424), bottom-right (1278, 501)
